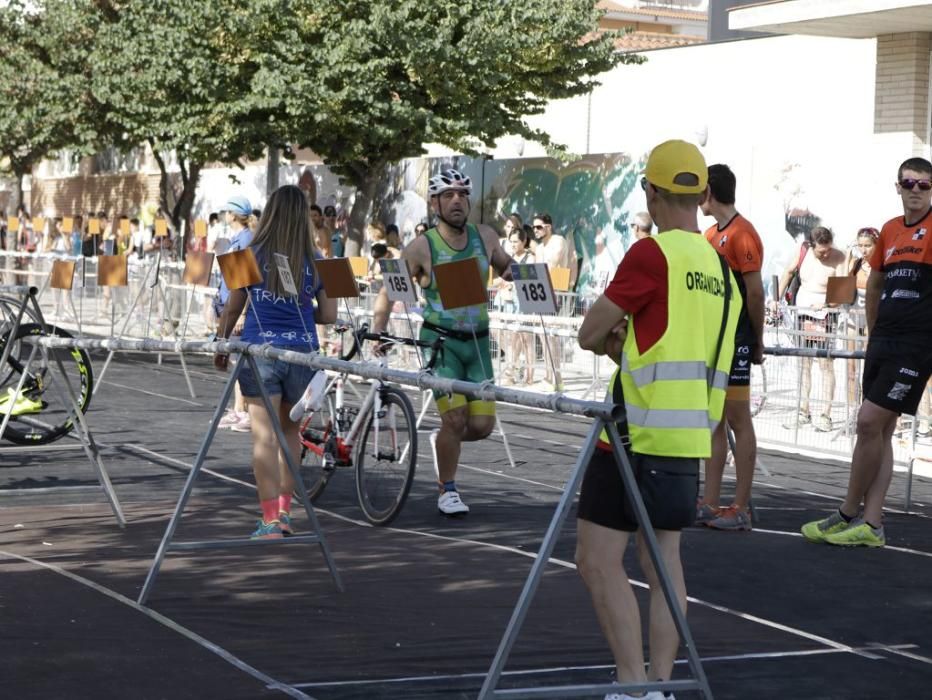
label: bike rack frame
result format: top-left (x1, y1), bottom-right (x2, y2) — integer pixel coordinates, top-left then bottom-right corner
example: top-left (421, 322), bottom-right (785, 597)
top-left (0, 284), bottom-right (125, 527)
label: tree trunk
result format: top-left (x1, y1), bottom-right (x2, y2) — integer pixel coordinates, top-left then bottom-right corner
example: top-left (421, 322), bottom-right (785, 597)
top-left (8, 164), bottom-right (27, 216)
top-left (173, 161), bottom-right (201, 258)
top-left (151, 144), bottom-right (201, 259)
top-left (345, 170), bottom-right (379, 257)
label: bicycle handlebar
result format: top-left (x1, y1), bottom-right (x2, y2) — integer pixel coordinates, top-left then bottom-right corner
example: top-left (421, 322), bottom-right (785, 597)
top-left (338, 323), bottom-right (444, 370)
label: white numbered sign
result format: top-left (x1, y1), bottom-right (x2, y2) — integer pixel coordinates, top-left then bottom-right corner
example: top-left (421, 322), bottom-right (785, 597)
top-left (511, 263), bottom-right (557, 315)
top-left (273, 252), bottom-right (299, 297)
top-left (379, 258), bottom-right (418, 305)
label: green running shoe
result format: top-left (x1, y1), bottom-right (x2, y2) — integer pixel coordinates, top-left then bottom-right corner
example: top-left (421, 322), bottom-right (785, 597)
top-left (0, 388), bottom-right (43, 416)
top-left (825, 521), bottom-right (885, 548)
top-left (801, 510), bottom-right (852, 543)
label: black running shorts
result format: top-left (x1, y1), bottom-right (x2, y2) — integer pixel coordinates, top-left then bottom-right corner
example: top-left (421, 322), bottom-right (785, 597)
top-left (862, 338), bottom-right (932, 416)
top-left (577, 448), bottom-right (699, 532)
top-left (728, 342), bottom-right (755, 387)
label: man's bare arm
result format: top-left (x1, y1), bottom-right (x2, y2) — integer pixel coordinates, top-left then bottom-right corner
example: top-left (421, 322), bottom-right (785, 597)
top-left (479, 224), bottom-right (514, 281)
top-left (743, 270), bottom-right (765, 363)
top-left (865, 268), bottom-right (884, 334)
top-left (373, 238), bottom-right (426, 333)
top-left (217, 288), bottom-right (247, 339)
top-left (578, 295), bottom-right (628, 363)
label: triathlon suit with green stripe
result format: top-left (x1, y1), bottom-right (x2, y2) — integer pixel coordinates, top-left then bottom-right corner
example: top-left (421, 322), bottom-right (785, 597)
top-left (420, 224), bottom-right (495, 415)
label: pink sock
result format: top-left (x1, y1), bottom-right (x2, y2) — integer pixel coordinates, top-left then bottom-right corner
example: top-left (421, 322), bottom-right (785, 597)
top-left (260, 498), bottom-right (279, 524)
top-left (278, 493), bottom-right (292, 516)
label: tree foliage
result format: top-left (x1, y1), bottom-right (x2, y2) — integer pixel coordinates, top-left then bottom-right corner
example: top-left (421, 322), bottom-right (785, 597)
top-left (251, 0), bottom-right (636, 250)
top-left (0, 0), bottom-right (99, 208)
top-left (89, 0), bottom-right (283, 236)
top-left (3, 0), bottom-right (637, 249)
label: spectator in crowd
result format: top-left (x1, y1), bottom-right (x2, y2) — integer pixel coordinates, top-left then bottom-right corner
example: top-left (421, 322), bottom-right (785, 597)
top-left (386, 223), bottom-right (403, 253)
top-left (310, 205), bottom-right (332, 257)
top-left (576, 140), bottom-right (740, 698)
top-left (802, 156), bottom-right (932, 547)
top-left (697, 163), bottom-right (765, 531)
top-left (778, 226), bottom-right (847, 432)
top-left (206, 212), bottom-right (224, 253)
top-left (215, 195), bottom-right (256, 433)
top-left (214, 184), bottom-right (336, 539)
top-left (309, 203), bottom-right (324, 232)
top-left (130, 218), bottom-right (148, 259)
top-left (532, 212), bottom-right (576, 390)
top-left (113, 218), bottom-right (132, 255)
top-left (297, 167), bottom-right (317, 204)
top-left (45, 217), bottom-right (68, 254)
top-left (499, 223), bottom-right (536, 385)
top-left (322, 205), bottom-right (343, 257)
top-left (844, 227), bottom-right (879, 410)
top-left (414, 221), bottom-right (428, 237)
top-left (630, 211), bottom-right (653, 242)
top-left (15, 204), bottom-right (32, 252)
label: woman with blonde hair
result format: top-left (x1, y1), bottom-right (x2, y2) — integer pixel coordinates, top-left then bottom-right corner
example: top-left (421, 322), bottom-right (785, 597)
top-left (215, 185), bottom-right (336, 538)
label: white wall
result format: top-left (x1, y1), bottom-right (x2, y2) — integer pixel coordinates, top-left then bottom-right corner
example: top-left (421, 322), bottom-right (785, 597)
top-left (511, 34), bottom-right (902, 276)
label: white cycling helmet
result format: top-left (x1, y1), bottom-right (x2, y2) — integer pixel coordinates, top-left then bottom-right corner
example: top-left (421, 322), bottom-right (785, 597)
top-left (428, 168), bottom-right (472, 197)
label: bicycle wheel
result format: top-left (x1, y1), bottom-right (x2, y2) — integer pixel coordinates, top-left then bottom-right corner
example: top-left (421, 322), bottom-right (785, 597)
top-left (0, 324), bottom-right (94, 445)
top-left (355, 385), bottom-right (417, 526)
top-left (0, 296), bottom-right (43, 387)
top-left (299, 391), bottom-right (339, 500)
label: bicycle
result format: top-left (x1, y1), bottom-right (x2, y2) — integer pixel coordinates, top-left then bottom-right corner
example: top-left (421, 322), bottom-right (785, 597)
top-left (298, 326), bottom-right (442, 526)
top-left (0, 314), bottom-right (94, 445)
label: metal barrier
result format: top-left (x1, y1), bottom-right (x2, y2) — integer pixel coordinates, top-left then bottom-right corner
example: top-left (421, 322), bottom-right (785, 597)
top-left (30, 332), bottom-right (712, 698)
top-left (6, 245), bottom-right (928, 469)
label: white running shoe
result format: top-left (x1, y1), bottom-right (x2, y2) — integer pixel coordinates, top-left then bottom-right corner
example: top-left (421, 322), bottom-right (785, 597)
top-left (438, 490), bottom-right (470, 516)
top-left (217, 410), bottom-right (245, 429)
top-left (606, 691), bottom-right (674, 700)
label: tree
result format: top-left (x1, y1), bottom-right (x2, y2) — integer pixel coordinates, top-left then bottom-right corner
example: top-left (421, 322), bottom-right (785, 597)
top-left (260, 0), bottom-right (637, 253)
top-left (89, 0), bottom-right (282, 245)
top-left (0, 0), bottom-right (100, 213)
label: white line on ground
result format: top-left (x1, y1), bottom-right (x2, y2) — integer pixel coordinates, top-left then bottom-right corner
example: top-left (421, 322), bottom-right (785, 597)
top-left (754, 527), bottom-right (932, 558)
top-left (291, 643), bottom-right (918, 689)
top-left (0, 549), bottom-right (314, 700)
top-left (100, 380), bottom-right (205, 406)
top-left (876, 646), bottom-right (932, 665)
top-left (112, 444), bottom-right (919, 671)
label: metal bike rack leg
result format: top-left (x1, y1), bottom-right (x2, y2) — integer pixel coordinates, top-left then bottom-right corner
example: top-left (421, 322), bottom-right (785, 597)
top-left (246, 355), bottom-right (343, 593)
top-left (0, 308), bottom-right (126, 527)
top-left (478, 420), bottom-right (713, 700)
top-left (139, 358), bottom-right (342, 605)
top-left (93, 262), bottom-right (156, 393)
top-left (50, 349), bottom-right (126, 527)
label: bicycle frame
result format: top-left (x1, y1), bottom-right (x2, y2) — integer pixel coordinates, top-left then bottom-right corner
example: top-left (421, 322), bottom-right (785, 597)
top-left (301, 370), bottom-right (386, 465)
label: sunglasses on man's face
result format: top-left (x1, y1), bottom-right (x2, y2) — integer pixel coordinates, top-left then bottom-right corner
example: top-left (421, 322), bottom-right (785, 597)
top-left (533, 224), bottom-right (545, 230)
top-left (899, 178), bottom-right (932, 191)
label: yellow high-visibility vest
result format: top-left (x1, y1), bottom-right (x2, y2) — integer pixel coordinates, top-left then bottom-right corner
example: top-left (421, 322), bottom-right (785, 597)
top-left (600, 230), bottom-right (741, 457)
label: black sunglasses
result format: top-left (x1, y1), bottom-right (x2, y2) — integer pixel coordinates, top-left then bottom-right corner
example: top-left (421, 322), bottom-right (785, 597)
top-left (899, 178), bottom-right (932, 191)
top-left (533, 224), bottom-right (545, 230)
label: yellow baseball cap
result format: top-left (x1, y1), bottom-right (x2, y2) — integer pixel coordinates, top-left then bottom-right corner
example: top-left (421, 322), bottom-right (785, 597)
top-left (644, 140), bottom-right (708, 194)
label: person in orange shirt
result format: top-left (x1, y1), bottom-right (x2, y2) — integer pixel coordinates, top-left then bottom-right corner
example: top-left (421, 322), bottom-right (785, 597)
top-left (697, 164), bottom-right (765, 531)
top-left (802, 156), bottom-right (932, 547)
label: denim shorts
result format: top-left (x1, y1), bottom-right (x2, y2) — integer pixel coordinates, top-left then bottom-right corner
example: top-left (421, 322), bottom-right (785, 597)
top-left (238, 345), bottom-right (317, 407)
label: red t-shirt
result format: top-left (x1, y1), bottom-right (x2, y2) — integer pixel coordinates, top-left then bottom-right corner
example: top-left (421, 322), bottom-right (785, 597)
top-left (603, 237), bottom-right (668, 355)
